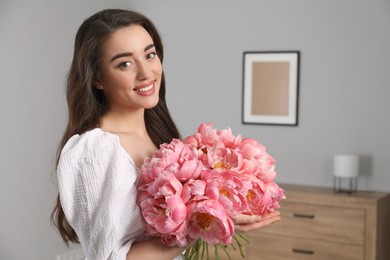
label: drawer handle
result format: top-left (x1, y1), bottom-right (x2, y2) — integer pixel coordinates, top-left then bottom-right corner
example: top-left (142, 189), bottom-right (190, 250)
top-left (293, 213), bottom-right (315, 219)
top-left (292, 248), bottom-right (315, 255)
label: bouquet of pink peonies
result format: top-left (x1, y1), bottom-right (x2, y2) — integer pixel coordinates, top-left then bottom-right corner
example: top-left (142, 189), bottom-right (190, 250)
top-left (137, 123), bottom-right (285, 259)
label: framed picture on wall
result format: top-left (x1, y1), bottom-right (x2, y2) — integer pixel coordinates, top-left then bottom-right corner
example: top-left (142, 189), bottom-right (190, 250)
top-left (242, 51), bottom-right (300, 126)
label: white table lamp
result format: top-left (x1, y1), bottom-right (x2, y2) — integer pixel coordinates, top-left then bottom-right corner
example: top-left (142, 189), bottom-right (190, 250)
top-left (333, 154), bottom-right (359, 193)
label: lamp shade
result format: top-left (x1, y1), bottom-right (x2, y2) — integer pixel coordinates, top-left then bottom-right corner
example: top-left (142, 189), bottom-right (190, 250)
top-left (333, 154), bottom-right (359, 178)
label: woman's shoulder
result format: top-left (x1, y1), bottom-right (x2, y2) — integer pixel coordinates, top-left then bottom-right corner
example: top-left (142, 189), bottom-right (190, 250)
top-left (63, 128), bottom-right (116, 149)
top-left (59, 128), bottom-right (131, 165)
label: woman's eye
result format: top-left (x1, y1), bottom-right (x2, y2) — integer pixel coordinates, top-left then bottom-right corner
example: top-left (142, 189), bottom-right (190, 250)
top-left (119, 61), bottom-right (132, 69)
top-left (146, 52), bottom-right (157, 60)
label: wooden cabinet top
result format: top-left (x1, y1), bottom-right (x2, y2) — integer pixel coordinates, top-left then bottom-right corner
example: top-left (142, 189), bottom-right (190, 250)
top-left (278, 183), bottom-right (390, 208)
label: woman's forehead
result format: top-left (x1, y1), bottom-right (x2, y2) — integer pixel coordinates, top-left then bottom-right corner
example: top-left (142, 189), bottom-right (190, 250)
top-left (101, 25), bottom-right (154, 59)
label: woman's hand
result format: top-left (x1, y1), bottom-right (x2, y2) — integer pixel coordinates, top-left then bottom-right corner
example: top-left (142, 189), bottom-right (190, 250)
top-left (233, 211), bottom-right (281, 233)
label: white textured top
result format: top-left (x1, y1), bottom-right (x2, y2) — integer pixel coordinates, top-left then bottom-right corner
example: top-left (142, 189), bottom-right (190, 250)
top-left (57, 129), bottom-right (183, 260)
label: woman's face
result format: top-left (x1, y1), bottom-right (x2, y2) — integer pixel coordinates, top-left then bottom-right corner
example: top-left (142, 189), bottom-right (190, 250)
top-left (98, 24), bottom-right (162, 111)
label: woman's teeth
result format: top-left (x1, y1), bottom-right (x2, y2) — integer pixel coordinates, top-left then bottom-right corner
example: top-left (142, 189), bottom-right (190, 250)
top-left (137, 84), bottom-right (153, 92)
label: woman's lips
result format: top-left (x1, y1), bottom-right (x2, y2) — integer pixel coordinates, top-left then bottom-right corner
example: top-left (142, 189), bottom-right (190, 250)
top-left (134, 82), bottom-right (155, 96)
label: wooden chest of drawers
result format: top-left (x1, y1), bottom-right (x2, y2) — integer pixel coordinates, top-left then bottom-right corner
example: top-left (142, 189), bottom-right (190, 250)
top-left (245, 184), bottom-right (390, 260)
top-left (210, 183), bottom-right (390, 260)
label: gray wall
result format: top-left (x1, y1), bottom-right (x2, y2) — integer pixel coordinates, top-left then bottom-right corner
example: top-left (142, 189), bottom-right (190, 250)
top-left (1, 0), bottom-right (389, 259)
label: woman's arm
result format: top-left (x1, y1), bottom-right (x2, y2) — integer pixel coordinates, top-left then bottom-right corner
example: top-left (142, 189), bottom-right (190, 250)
top-left (125, 211), bottom-right (280, 259)
top-left (126, 238), bottom-right (186, 260)
top-left (58, 130), bottom-right (178, 259)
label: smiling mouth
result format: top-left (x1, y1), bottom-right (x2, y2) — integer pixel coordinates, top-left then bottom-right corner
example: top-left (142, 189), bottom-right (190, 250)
top-left (135, 84), bottom-right (153, 93)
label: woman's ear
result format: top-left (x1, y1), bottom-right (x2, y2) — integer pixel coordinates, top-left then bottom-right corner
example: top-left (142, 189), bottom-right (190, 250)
top-left (93, 80), bottom-right (104, 90)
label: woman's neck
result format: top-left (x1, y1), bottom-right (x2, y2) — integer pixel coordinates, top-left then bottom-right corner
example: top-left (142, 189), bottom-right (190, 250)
top-left (99, 107), bottom-right (148, 138)
top-left (99, 107), bottom-right (157, 168)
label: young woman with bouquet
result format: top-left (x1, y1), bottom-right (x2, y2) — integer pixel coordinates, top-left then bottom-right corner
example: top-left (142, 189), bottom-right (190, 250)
top-left (51, 9), bottom-right (281, 260)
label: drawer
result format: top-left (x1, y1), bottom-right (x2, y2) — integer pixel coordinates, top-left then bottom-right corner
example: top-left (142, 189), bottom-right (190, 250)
top-left (246, 234), bottom-right (364, 260)
top-left (261, 201), bottom-right (365, 245)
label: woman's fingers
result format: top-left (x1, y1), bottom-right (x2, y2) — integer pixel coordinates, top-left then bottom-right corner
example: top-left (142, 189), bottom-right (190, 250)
top-left (260, 211), bottom-right (281, 221)
top-left (234, 214), bottom-right (262, 224)
top-left (234, 211), bottom-right (281, 233)
top-left (234, 211), bottom-right (280, 224)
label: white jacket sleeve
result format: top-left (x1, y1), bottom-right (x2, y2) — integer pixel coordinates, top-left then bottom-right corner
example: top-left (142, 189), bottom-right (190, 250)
top-left (57, 129), bottom-right (145, 260)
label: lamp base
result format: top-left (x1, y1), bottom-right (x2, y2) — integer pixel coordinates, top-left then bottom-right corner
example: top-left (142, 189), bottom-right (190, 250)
top-left (333, 176), bottom-right (358, 193)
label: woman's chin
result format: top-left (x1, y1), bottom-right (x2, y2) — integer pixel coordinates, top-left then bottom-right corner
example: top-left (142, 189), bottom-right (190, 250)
top-left (144, 98), bottom-right (160, 110)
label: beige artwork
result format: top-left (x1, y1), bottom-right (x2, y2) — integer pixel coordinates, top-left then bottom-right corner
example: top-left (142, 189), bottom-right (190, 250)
top-left (251, 61), bottom-right (290, 116)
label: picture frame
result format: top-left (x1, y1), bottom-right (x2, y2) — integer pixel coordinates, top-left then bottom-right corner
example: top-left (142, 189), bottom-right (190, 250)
top-left (242, 51), bottom-right (300, 126)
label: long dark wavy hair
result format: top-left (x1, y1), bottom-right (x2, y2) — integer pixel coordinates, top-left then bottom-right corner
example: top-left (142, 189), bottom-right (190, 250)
top-left (51, 9), bottom-right (180, 245)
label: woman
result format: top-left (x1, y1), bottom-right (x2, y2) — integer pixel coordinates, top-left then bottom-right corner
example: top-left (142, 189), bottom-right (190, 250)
top-left (51, 9), bottom-right (280, 260)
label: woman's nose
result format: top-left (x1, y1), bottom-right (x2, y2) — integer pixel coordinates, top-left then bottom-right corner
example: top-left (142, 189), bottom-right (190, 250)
top-left (136, 61), bottom-right (152, 80)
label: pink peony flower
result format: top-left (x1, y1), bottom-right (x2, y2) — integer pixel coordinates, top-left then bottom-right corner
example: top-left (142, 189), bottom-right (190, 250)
top-left (203, 171), bottom-right (247, 216)
top-left (244, 179), bottom-right (270, 215)
top-left (139, 194), bottom-right (187, 235)
top-left (256, 152), bottom-right (277, 182)
top-left (265, 182), bottom-right (286, 209)
top-left (238, 138), bottom-right (277, 182)
top-left (207, 140), bottom-right (243, 172)
top-left (217, 127), bottom-right (242, 148)
top-left (182, 178), bottom-right (207, 204)
top-left (160, 224), bottom-right (191, 247)
top-left (197, 122), bottom-right (218, 146)
top-left (187, 199), bottom-right (234, 245)
top-left (145, 171), bottom-right (182, 198)
top-left (141, 139), bottom-right (202, 183)
top-left (239, 138), bottom-right (266, 160)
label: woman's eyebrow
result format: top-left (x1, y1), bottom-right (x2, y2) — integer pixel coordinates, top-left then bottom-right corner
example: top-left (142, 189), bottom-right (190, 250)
top-left (144, 43), bottom-right (155, 52)
top-left (110, 52), bottom-right (132, 62)
top-left (110, 44), bottom-right (155, 62)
